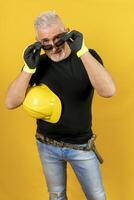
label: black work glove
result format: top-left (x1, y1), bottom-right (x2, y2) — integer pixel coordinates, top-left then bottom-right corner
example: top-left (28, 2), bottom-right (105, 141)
top-left (23, 42), bottom-right (42, 74)
top-left (63, 30), bottom-right (88, 57)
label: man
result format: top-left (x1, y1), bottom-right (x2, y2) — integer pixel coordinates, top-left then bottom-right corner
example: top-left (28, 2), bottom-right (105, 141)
top-left (5, 11), bottom-right (116, 200)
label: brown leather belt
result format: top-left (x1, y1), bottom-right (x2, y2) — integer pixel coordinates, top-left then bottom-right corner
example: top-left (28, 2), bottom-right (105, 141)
top-left (35, 132), bottom-right (104, 164)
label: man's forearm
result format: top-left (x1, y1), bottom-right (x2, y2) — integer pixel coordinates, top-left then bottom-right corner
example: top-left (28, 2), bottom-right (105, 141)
top-left (5, 71), bottom-right (32, 109)
top-left (80, 52), bottom-right (116, 97)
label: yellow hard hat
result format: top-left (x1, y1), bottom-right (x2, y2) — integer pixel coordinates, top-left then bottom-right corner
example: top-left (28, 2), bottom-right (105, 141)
top-left (22, 84), bottom-right (62, 123)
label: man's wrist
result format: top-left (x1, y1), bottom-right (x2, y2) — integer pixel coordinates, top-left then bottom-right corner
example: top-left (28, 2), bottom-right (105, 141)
top-left (76, 39), bottom-right (88, 58)
top-left (77, 46), bottom-right (88, 57)
top-left (23, 64), bottom-right (36, 74)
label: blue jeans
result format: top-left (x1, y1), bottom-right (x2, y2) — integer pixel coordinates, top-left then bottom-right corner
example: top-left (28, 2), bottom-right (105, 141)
top-left (36, 139), bottom-right (106, 200)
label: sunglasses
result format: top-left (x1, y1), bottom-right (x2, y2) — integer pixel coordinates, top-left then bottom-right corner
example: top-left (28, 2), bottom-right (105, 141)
top-left (41, 32), bottom-right (67, 51)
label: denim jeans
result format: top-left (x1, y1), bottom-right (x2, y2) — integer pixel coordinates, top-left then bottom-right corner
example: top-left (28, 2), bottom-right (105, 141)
top-left (36, 139), bottom-right (106, 200)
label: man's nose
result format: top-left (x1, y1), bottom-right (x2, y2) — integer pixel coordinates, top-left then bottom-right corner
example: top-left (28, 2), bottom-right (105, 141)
top-left (50, 41), bottom-right (57, 53)
top-left (49, 40), bottom-right (55, 46)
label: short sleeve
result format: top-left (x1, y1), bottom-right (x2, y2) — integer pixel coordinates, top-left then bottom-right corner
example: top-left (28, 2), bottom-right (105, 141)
top-left (88, 49), bottom-right (104, 66)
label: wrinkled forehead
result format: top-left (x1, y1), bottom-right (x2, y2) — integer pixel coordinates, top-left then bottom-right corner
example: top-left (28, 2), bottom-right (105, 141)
top-left (36, 24), bottom-right (65, 41)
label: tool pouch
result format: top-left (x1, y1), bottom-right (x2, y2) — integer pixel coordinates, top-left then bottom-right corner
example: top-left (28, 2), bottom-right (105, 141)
top-left (88, 134), bottom-right (104, 164)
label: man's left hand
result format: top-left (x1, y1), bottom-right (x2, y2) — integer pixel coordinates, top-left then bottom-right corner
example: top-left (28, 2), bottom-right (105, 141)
top-left (63, 30), bottom-right (89, 57)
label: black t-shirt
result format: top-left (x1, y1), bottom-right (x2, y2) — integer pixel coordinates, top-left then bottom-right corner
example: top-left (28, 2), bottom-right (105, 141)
top-left (29, 49), bottom-right (104, 144)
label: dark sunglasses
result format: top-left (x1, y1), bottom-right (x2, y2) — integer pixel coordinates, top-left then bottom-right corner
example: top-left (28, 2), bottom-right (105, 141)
top-left (41, 32), bottom-right (67, 51)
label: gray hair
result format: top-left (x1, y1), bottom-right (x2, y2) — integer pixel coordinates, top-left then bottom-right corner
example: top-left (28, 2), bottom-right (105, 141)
top-left (34, 10), bottom-right (64, 30)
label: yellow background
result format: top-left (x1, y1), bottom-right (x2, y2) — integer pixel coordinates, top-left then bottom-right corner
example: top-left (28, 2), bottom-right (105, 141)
top-left (1, 0), bottom-right (134, 199)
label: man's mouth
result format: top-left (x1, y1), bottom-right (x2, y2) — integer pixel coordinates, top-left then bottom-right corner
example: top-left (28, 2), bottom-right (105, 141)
top-left (53, 48), bottom-right (63, 54)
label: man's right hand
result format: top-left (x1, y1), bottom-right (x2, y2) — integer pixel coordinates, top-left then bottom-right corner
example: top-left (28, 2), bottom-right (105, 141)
top-left (23, 42), bottom-right (42, 74)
